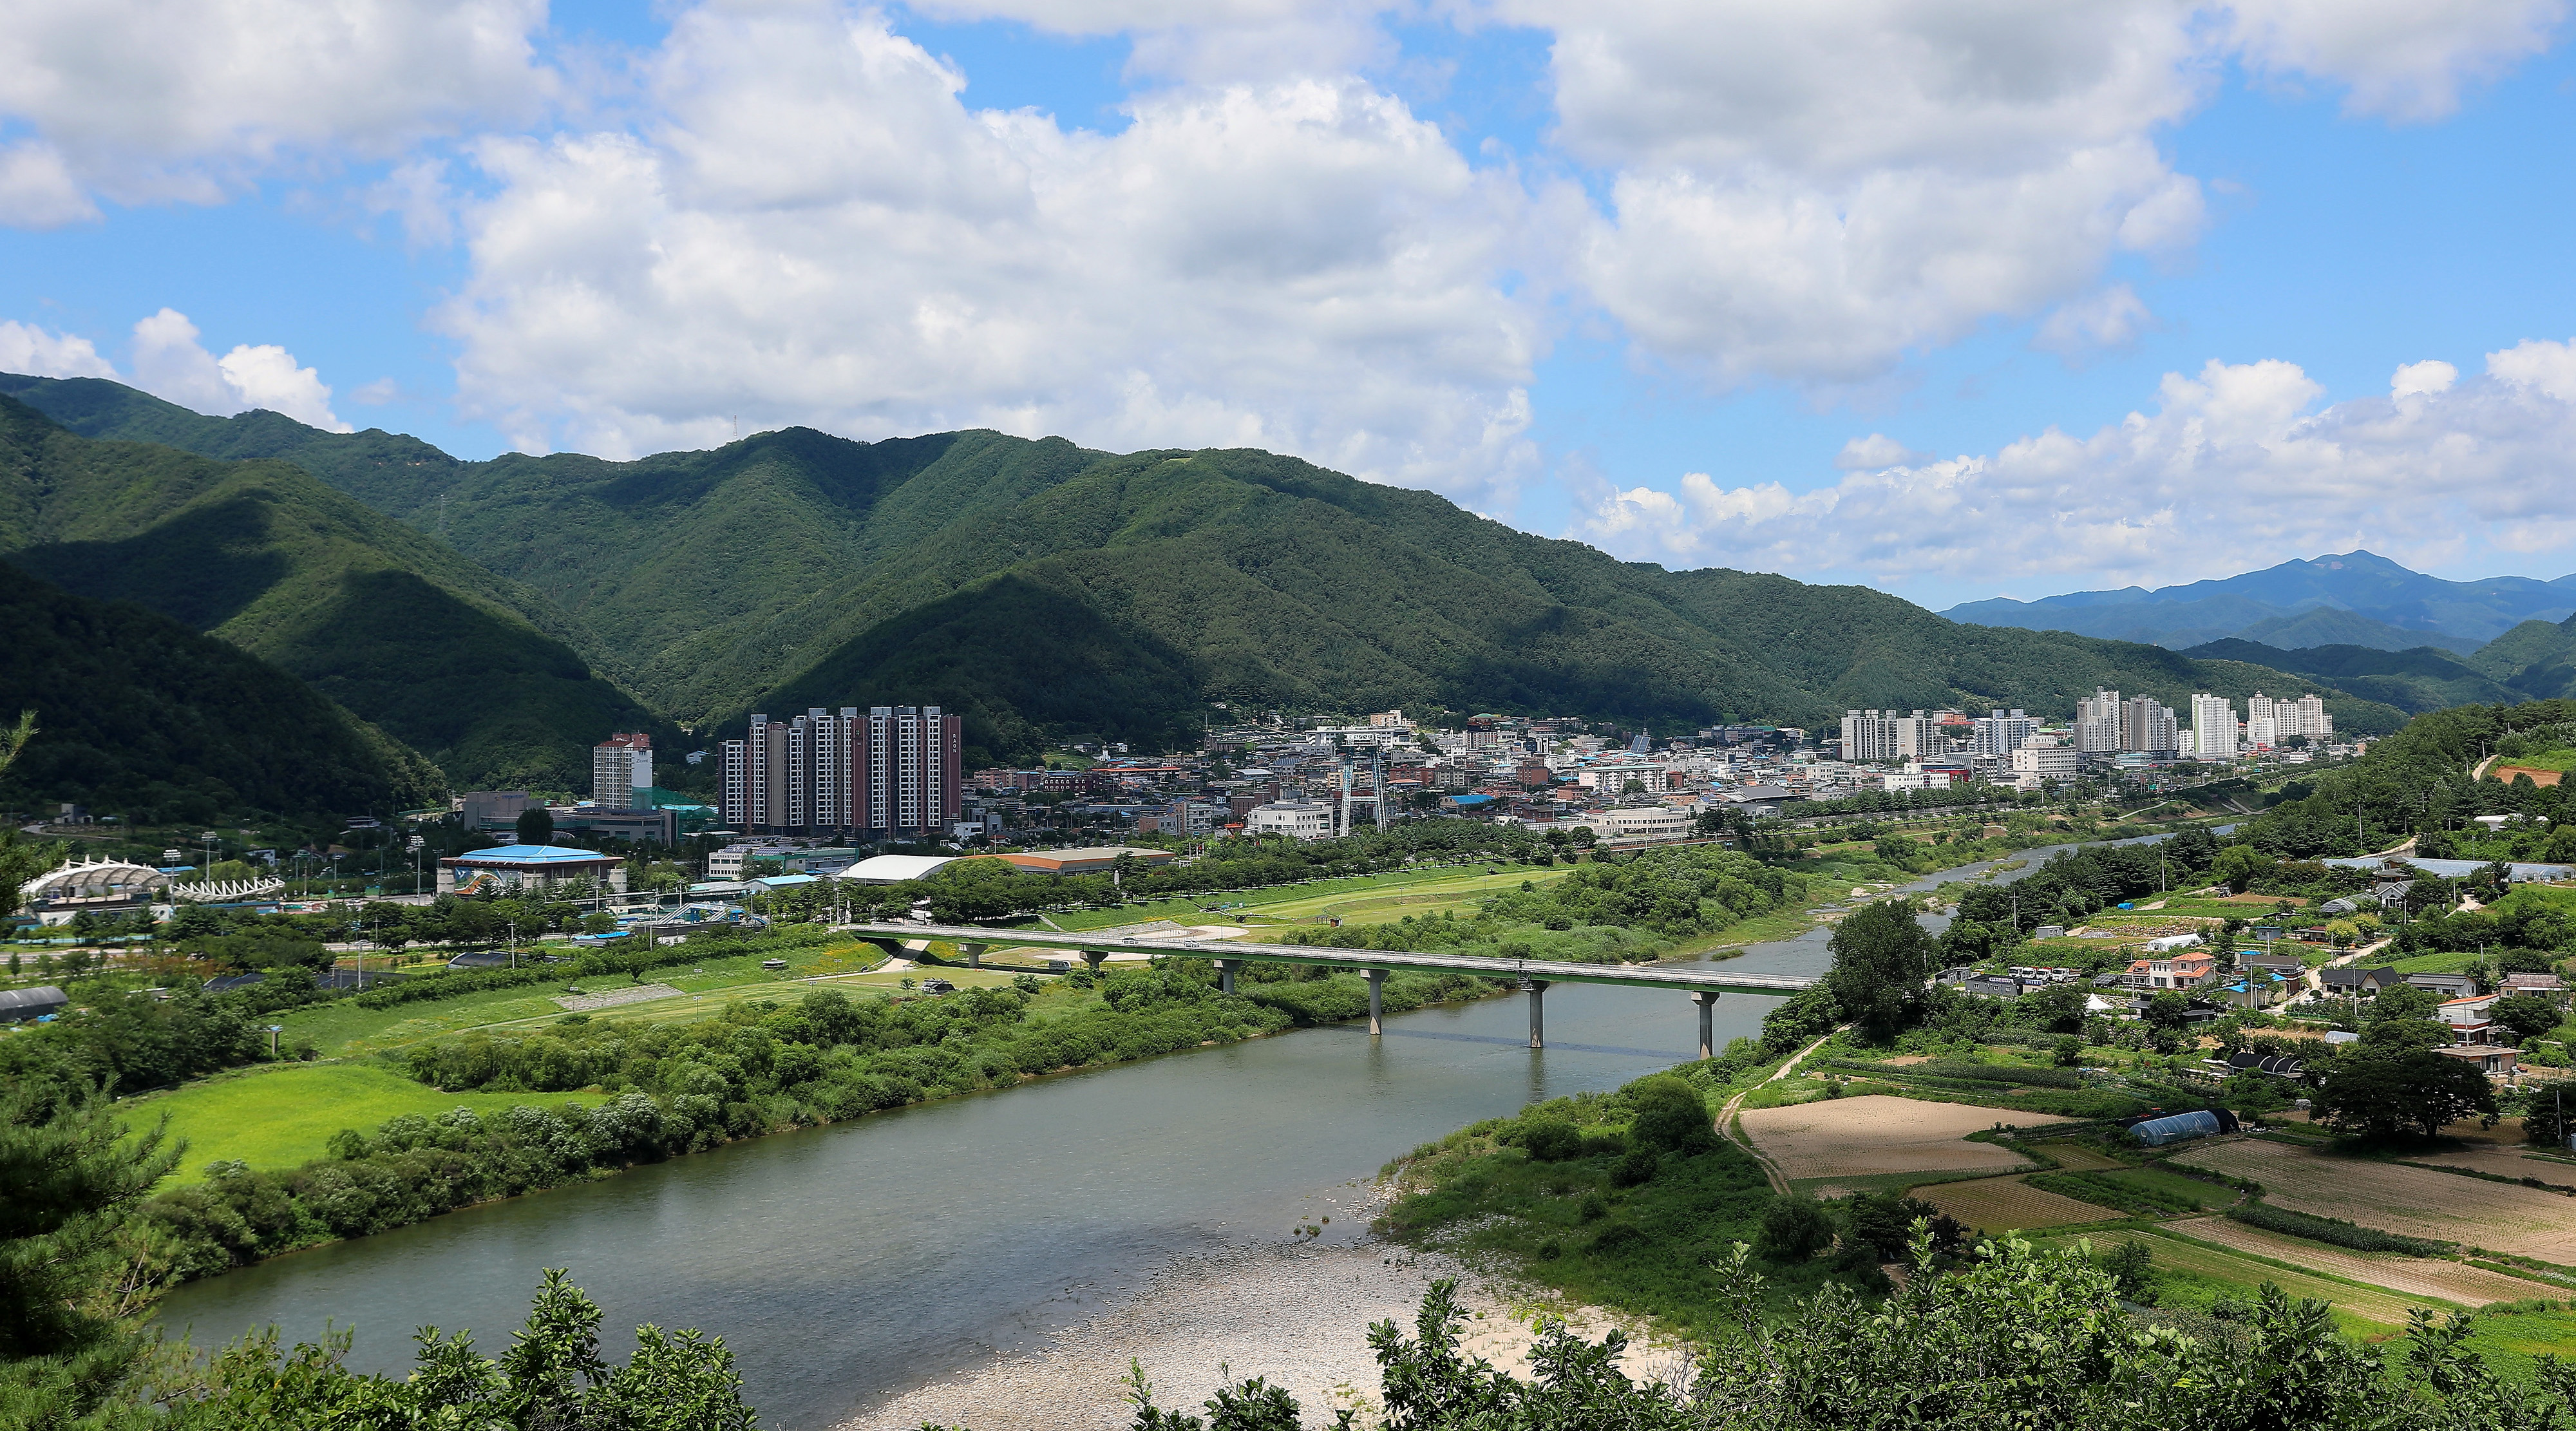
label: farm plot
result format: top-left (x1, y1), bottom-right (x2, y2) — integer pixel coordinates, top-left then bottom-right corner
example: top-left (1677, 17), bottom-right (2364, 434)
top-left (2028, 1141), bottom-right (2128, 1171)
top-left (2061, 1229), bottom-right (2439, 1334)
top-left (2400, 1137), bottom-right (2576, 1186)
top-left (2172, 1139), bottom-right (2576, 1264)
top-left (1913, 1175), bottom-right (2122, 1231)
top-left (2166, 1217), bottom-right (2541, 1307)
top-left (1738, 1095), bottom-right (2069, 1186)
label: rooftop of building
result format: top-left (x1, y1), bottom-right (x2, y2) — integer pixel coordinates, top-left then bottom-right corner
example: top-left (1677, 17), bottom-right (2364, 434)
top-left (451, 844), bottom-right (623, 864)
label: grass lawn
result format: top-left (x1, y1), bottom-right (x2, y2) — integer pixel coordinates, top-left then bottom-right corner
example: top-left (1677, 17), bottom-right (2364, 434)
top-left (2459, 1308), bottom-right (2576, 1383)
top-left (2389, 948), bottom-right (2486, 974)
top-left (279, 940), bottom-right (892, 1057)
top-left (117, 1063), bottom-right (603, 1186)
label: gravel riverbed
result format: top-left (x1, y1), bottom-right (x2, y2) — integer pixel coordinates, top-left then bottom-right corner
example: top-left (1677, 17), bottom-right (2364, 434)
top-left (837, 1196), bottom-right (1683, 1430)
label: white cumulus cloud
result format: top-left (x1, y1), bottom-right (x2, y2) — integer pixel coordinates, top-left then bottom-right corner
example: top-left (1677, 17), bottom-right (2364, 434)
top-left (0, 319), bottom-right (115, 378)
top-left (1580, 344), bottom-right (2576, 594)
top-left (0, 0), bottom-right (553, 220)
top-left (433, 3), bottom-right (1543, 501)
top-left (128, 308), bottom-right (352, 431)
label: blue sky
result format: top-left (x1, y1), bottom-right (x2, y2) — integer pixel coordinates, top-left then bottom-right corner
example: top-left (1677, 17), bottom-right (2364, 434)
top-left (5, 1), bottom-right (2575, 610)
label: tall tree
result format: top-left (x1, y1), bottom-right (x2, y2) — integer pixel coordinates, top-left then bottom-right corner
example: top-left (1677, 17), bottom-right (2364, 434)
top-left (1822, 900), bottom-right (1937, 1041)
top-left (0, 1086), bottom-right (178, 1424)
top-left (515, 806), bottom-right (554, 847)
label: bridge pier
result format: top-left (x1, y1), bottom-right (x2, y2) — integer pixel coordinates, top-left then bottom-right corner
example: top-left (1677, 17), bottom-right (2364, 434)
top-left (1217, 958), bottom-right (1241, 995)
top-left (1694, 990), bottom-right (1719, 1061)
top-left (1524, 979), bottom-right (1548, 1049)
top-left (1082, 951), bottom-right (1106, 978)
top-left (961, 942), bottom-right (985, 970)
top-left (1367, 969), bottom-right (1385, 1035)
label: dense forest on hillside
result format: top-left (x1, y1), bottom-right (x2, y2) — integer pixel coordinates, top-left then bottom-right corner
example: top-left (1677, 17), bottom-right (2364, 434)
top-left (0, 560), bottom-right (439, 819)
top-left (0, 394), bottom-right (672, 789)
top-left (1, 375), bottom-right (2407, 767)
top-left (2235, 698), bottom-right (2576, 857)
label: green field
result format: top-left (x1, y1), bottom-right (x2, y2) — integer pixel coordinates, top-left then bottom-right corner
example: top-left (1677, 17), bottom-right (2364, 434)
top-left (2493, 750), bottom-right (2576, 774)
top-left (117, 1064), bottom-right (603, 1185)
top-left (1039, 861), bottom-right (1569, 933)
top-left (278, 939), bottom-right (894, 1057)
top-left (2042, 1228), bottom-right (2438, 1338)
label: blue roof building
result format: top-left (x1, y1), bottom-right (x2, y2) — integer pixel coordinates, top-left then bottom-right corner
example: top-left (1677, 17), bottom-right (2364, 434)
top-left (438, 843), bottom-right (625, 896)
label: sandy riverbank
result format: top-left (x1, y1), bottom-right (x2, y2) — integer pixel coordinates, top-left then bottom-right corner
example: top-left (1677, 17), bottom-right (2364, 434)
top-left (838, 1220), bottom-right (1685, 1430)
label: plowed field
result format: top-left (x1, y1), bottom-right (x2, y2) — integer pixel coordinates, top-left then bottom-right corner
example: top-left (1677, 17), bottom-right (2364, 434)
top-left (1738, 1096), bottom-right (2067, 1181)
top-left (2172, 1139), bottom-right (2576, 1263)
top-left (1913, 1176), bottom-right (2122, 1231)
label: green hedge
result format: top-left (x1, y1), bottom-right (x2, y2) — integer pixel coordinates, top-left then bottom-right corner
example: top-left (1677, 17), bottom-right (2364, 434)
top-left (2228, 1201), bottom-right (2451, 1255)
top-left (2027, 1171), bottom-right (2204, 1217)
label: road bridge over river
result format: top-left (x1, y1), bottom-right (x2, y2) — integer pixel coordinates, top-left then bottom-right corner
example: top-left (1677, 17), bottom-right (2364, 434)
top-left (845, 921), bottom-right (1814, 1057)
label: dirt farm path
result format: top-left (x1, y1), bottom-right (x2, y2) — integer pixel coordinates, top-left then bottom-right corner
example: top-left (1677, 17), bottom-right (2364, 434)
top-left (1720, 1028), bottom-right (1843, 1193)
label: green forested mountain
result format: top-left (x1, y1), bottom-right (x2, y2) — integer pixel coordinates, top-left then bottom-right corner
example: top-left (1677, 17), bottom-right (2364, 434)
top-left (0, 375), bottom-right (2410, 766)
top-left (2178, 638), bottom-right (2522, 714)
top-left (2463, 613), bottom-right (2576, 701)
top-left (0, 395), bottom-right (669, 790)
top-left (0, 558), bottom-right (440, 820)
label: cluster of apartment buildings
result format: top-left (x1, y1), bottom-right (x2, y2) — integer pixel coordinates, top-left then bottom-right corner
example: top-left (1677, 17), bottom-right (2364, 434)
top-left (1837, 688), bottom-right (2336, 791)
top-left (719, 706), bottom-right (965, 841)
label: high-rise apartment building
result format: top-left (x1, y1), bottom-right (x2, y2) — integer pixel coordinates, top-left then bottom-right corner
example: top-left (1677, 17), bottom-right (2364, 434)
top-left (590, 733), bottom-right (652, 811)
top-left (2190, 694), bottom-right (2239, 760)
top-left (2074, 688), bottom-right (2123, 753)
top-left (2121, 695), bottom-right (2181, 754)
top-left (1841, 709), bottom-right (1943, 763)
top-left (1970, 709), bottom-right (2036, 757)
top-left (721, 705), bottom-right (961, 838)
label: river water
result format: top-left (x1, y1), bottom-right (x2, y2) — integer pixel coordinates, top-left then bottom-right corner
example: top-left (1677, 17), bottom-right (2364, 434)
top-left (151, 839), bottom-right (2162, 1428)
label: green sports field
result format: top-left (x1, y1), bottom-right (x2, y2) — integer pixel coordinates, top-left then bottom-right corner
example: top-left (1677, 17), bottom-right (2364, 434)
top-left (115, 1063), bottom-right (605, 1185)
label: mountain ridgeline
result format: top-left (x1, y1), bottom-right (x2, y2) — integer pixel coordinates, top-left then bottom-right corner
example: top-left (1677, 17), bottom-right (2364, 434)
top-left (1948, 551), bottom-right (2576, 652)
top-left (2, 374), bottom-right (2416, 777)
top-left (0, 390), bottom-right (677, 791)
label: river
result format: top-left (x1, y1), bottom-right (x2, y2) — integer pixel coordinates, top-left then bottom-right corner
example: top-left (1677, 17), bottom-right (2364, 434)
top-left (150, 837), bottom-right (2168, 1427)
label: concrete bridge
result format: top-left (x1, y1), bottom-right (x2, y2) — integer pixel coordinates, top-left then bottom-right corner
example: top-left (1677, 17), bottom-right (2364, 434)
top-left (844, 921), bottom-right (1814, 1057)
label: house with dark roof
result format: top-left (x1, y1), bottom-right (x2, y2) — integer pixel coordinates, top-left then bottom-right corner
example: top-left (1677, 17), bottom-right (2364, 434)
top-left (2320, 966), bottom-right (2403, 994)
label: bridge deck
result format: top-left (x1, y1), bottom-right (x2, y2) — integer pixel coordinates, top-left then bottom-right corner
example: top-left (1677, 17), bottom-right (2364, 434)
top-left (846, 922), bottom-right (1812, 997)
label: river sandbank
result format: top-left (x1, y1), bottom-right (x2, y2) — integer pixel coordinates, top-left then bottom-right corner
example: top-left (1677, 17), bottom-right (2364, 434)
top-left (838, 1207), bottom-right (1686, 1430)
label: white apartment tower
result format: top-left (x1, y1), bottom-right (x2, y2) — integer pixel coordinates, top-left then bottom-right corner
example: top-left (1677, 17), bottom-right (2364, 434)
top-left (1841, 710), bottom-right (1942, 763)
top-left (1971, 709), bottom-right (2036, 757)
top-left (2190, 694), bottom-right (2239, 760)
top-left (590, 733), bottom-right (652, 811)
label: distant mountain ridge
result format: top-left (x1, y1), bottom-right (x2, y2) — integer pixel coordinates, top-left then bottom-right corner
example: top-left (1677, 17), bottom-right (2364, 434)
top-left (1946, 552), bottom-right (2576, 652)
top-left (0, 373), bottom-right (2418, 768)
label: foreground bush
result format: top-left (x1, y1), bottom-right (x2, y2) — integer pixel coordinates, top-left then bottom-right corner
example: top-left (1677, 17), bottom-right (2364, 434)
top-left (1115, 1235), bottom-right (2576, 1430)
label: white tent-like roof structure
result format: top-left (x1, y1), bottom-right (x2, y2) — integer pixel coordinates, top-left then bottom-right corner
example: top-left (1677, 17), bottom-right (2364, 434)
top-left (22, 859), bottom-right (169, 905)
top-left (845, 854), bottom-right (958, 884)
